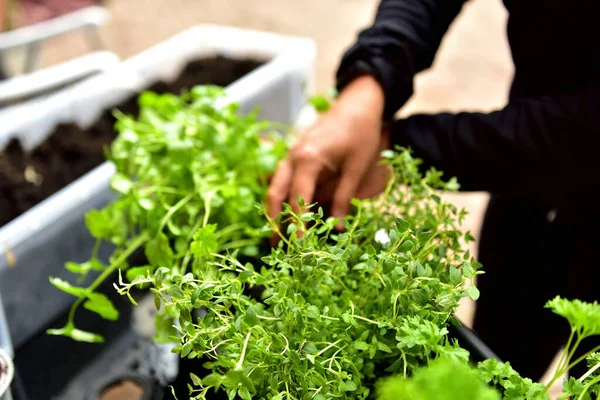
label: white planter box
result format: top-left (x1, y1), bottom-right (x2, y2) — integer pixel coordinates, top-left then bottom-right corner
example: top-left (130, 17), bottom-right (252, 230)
top-left (0, 293), bottom-right (13, 400)
top-left (0, 24), bottom-right (316, 349)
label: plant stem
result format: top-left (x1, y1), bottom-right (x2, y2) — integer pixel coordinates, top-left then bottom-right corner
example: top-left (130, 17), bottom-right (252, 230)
top-left (547, 343), bottom-right (600, 390)
top-left (567, 344), bottom-right (600, 372)
top-left (220, 238), bottom-right (261, 251)
top-left (557, 329), bottom-right (575, 373)
top-left (214, 223), bottom-right (247, 238)
top-left (67, 234), bottom-right (148, 326)
top-left (353, 315), bottom-right (379, 325)
top-left (579, 361), bottom-right (600, 382)
top-left (564, 335), bottom-right (584, 372)
top-left (202, 192), bottom-right (214, 228)
top-left (159, 193), bottom-right (194, 233)
top-left (236, 331), bottom-right (252, 370)
top-left (577, 375), bottom-right (600, 400)
top-left (91, 238), bottom-right (102, 260)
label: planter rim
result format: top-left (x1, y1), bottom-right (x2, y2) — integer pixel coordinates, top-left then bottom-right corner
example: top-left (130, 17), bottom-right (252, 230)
top-left (0, 24), bottom-right (316, 150)
top-left (0, 347), bottom-right (14, 398)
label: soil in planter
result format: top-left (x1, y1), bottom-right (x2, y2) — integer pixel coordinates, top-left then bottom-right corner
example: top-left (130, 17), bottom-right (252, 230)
top-left (0, 56), bottom-right (265, 228)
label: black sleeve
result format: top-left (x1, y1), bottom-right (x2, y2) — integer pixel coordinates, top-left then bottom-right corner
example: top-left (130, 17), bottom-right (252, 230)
top-left (335, 0), bottom-right (470, 120)
top-left (390, 84), bottom-right (600, 196)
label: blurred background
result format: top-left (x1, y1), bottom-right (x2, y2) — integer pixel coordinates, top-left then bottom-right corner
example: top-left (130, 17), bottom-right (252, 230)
top-left (0, 0), bottom-right (515, 305)
top-left (1, 0), bottom-right (510, 266)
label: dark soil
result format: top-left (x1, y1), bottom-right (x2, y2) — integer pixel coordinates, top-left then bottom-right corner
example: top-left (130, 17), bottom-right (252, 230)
top-left (0, 56), bottom-right (265, 227)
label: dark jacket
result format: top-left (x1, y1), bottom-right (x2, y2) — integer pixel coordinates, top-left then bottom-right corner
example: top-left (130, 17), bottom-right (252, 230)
top-left (336, 0), bottom-right (600, 213)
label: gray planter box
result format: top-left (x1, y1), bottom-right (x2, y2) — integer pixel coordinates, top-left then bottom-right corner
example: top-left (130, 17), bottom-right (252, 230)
top-left (0, 24), bottom-right (316, 350)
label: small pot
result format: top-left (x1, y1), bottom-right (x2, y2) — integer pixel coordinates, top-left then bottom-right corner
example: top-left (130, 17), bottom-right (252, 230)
top-left (0, 347), bottom-right (14, 398)
top-left (85, 373), bottom-right (163, 400)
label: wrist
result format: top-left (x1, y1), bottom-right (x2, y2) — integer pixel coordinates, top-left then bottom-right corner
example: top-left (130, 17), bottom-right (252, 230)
top-left (333, 74), bottom-right (386, 119)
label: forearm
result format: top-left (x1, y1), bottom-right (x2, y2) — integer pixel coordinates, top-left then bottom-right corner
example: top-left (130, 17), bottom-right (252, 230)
top-left (390, 85), bottom-right (600, 195)
top-left (336, 0), bottom-right (469, 119)
top-left (333, 75), bottom-right (386, 120)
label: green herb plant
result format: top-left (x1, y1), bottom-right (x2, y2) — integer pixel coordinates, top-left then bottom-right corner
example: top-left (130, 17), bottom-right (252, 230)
top-left (49, 85), bottom-right (484, 399)
top-left (378, 297), bottom-right (600, 400)
top-left (376, 356), bottom-right (501, 400)
top-left (115, 147), bottom-right (482, 399)
top-left (48, 86), bottom-right (289, 343)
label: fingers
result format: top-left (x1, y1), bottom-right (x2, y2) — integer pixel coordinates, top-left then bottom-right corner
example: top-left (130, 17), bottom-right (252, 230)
top-left (331, 157), bottom-right (370, 230)
top-left (287, 150), bottom-right (322, 214)
top-left (267, 159), bottom-right (293, 222)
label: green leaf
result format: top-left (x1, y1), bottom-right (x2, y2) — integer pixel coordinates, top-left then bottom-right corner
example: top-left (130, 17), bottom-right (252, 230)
top-left (286, 223), bottom-right (297, 235)
top-left (377, 357), bottom-right (501, 400)
top-left (110, 173), bottom-right (134, 194)
top-left (395, 218), bottom-right (410, 233)
top-left (49, 277), bottom-right (88, 297)
top-left (467, 286), bottom-right (480, 301)
top-left (410, 289), bottom-right (429, 305)
top-left (85, 209), bottom-right (109, 239)
top-left (154, 314), bottom-right (177, 345)
top-left (65, 259), bottom-right (105, 275)
top-left (308, 94), bottom-right (331, 113)
top-left (354, 341), bottom-right (369, 351)
top-left (305, 305), bottom-right (320, 319)
top-left (145, 232), bottom-right (175, 267)
top-left (342, 381), bottom-right (358, 392)
top-left (303, 342), bottom-right (318, 355)
top-left (47, 324), bottom-right (104, 343)
top-left (191, 287), bottom-right (201, 305)
top-left (463, 263), bottom-right (475, 279)
top-left (190, 373), bottom-right (202, 386)
top-left (84, 206), bottom-right (127, 243)
top-left (417, 232), bottom-right (435, 244)
top-left (167, 285), bottom-right (185, 298)
top-left (449, 267), bottom-right (463, 286)
top-left (137, 196), bottom-right (155, 210)
top-left (190, 224), bottom-right (219, 259)
top-left (167, 219), bottom-right (184, 236)
top-left (83, 293), bottom-right (120, 320)
top-left (377, 342), bottom-right (392, 353)
top-left (381, 150), bottom-right (395, 159)
top-left (464, 231), bottom-right (476, 243)
top-left (238, 387), bottom-right (252, 400)
top-left (202, 373), bottom-right (224, 388)
top-left (227, 370), bottom-right (256, 392)
top-left (126, 265), bottom-right (154, 282)
top-left (398, 240), bottom-right (414, 253)
top-left (244, 305), bottom-right (260, 326)
top-left (545, 296), bottom-right (600, 336)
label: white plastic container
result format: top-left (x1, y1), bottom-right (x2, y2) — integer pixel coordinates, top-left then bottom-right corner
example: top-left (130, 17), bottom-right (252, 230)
top-left (0, 291), bottom-right (13, 400)
top-left (0, 24), bottom-right (316, 349)
top-left (0, 50), bottom-right (120, 107)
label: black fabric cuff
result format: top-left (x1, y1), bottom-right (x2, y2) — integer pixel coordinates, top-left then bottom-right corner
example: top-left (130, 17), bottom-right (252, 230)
top-left (335, 38), bottom-right (415, 121)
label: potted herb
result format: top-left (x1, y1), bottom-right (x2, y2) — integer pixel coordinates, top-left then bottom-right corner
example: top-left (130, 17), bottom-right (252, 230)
top-left (48, 85), bottom-right (484, 398)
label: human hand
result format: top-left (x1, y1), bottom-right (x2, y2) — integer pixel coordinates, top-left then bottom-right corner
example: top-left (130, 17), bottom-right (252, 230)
top-left (267, 75), bottom-right (392, 239)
